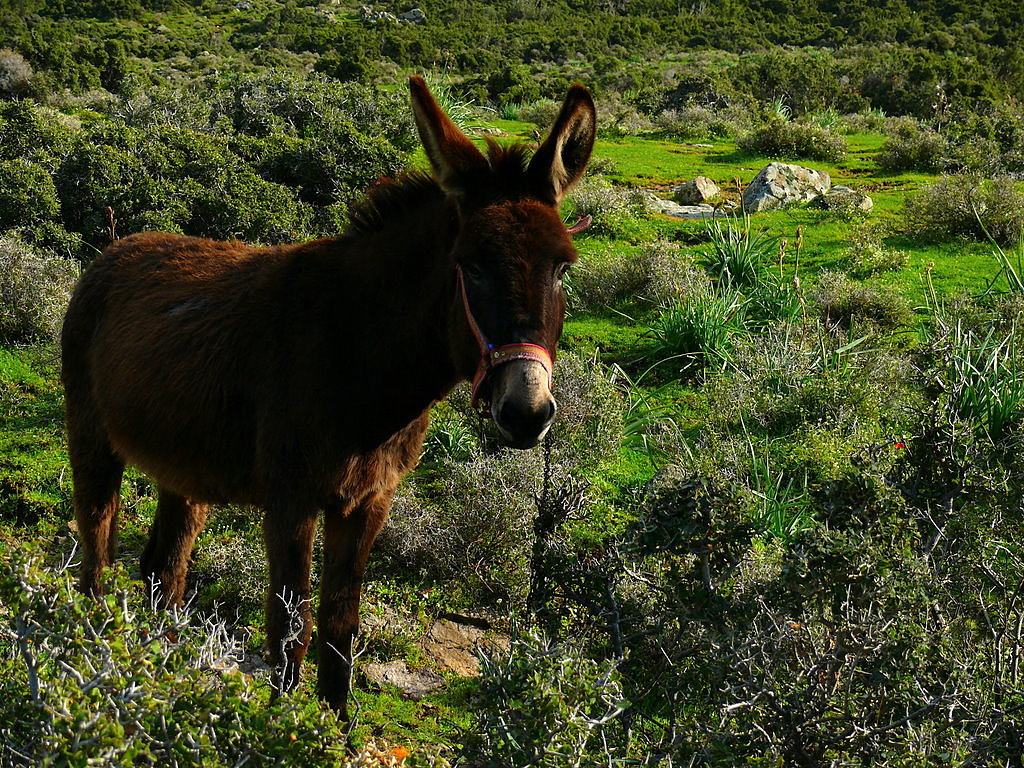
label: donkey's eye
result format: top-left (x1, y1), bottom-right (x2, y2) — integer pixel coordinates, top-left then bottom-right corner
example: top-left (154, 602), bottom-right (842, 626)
top-left (462, 262), bottom-right (485, 281)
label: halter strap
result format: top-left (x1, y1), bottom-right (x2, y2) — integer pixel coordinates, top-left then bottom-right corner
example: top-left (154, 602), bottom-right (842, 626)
top-left (456, 265), bottom-right (553, 409)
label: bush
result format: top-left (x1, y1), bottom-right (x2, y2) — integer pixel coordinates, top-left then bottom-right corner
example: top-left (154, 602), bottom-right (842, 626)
top-left (0, 48), bottom-right (32, 97)
top-left (461, 630), bottom-right (627, 767)
top-left (876, 118), bottom-right (949, 172)
top-left (189, 520), bottom-right (268, 623)
top-left (635, 239), bottom-right (709, 306)
top-left (839, 108), bottom-right (891, 134)
top-left (903, 175), bottom-right (1024, 246)
top-left (567, 240), bottom-right (711, 313)
top-left (738, 118), bottom-right (847, 162)
top-left (0, 234), bottom-right (78, 344)
top-left (845, 220), bottom-right (910, 276)
top-left (516, 98), bottom-right (561, 128)
top-left (653, 103), bottom-right (748, 141)
top-left (706, 321), bottom-right (913, 436)
top-left (0, 552), bottom-right (442, 768)
top-left (564, 243), bottom-right (646, 313)
top-left (594, 93), bottom-right (652, 139)
top-left (0, 100), bottom-right (77, 169)
top-left (813, 271), bottom-right (911, 329)
top-left (564, 175), bottom-right (648, 239)
top-left (0, 158), bottom-right (61, 232)
top-left (56, 124), bottom-right (314, 248)
top-left (378, 352), bottom-right (625, 605)
top-left (380, 447), bottom-right (542, 604)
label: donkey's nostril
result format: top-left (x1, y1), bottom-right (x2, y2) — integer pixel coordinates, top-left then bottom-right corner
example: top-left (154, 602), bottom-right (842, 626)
top-left (495, 395), bottom-right (557, 448)
top-left (544, 399), bottom-right (557, 427)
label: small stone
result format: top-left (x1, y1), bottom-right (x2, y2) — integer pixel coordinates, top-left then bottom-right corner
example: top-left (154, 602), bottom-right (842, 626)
top-left (362, 660), bottom-right (444, 699)
top-left (399, 7), bottom-right (426, 23)
top-left (672, 176), bottom-right (721, 205)
top-left (643, 192), bottom-right (728, 220)
top-left (822, 184), bottom-right (874, 212)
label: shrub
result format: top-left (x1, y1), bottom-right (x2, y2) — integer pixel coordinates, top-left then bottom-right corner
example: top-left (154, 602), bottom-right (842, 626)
top-left (903, 175), bottom-right (1024, 246)
top-left (564, 175), bottom-right (648, 239)
top-left (0, 100), bottom-right (77, 169)
top-left (594, 93), bottom-right (652, 138)
top-left (813, 271), bottom-right (911, 329)
top-left (189, 520), bottom-right (268, 623)
top-left (701, 323), bottom-right (914, 459)
top-left (546, 351), bottom-right (626, 471)
top-left (845, 220), bottom-right (910, 276)
top-left (876, 118), bottom-right (949, 172)
top-left (0, 48), bottom-right (32, 97)
top-left (0, 158), bottom-right (61, 232)
top-left (564, 243), bottom-right (646, 313)
top-left (378, 352), bottom-right (624, 605)
top-left (461, 631), bottom-right (627, 767)
top-left (635, 239), bottom-right (709, 305)
top-left (379, 447), bottom-right (543, 604)
top-left (653, 103), bottom-right (750, 141)
top-left (839, 108), bottom-right (891, 134)
top-left (737, 117), bottom-right (847, 162)
top-left (56, 124), bottom-right (314, 248)
top-left (0, 552), bottom-right (440, 767)
top-left (567, 240), bottom-right (710, 313)
top-left (0, 234), bottom-right (78, 344)
top-left (516, 98), bottom-right (561, 128)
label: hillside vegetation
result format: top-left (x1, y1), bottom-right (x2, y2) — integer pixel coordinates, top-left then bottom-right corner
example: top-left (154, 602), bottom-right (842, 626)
top-left (2, 1), bottom-right (1024, 765)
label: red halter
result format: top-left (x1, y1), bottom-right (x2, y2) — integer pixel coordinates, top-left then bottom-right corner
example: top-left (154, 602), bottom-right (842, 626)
top-left (456, 264), bottom-right (553, 410)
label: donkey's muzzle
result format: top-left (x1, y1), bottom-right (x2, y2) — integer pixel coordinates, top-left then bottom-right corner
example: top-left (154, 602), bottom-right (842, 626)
top-left (490, 359), bottom-right (557, 449)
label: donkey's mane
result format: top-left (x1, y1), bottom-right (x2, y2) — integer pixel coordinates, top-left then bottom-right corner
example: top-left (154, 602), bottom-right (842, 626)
top-left (344, 142), bottom-right (536, 238)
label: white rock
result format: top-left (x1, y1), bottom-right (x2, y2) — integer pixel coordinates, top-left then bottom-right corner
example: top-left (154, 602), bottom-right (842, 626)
top-left (673, 176), bottom-right (721, 205)
top-left (742, 162), bottom-right (831, 212)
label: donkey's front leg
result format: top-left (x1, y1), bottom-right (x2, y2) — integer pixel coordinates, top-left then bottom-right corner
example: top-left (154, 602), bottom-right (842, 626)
top-left (318, 492), bottom-right (392, 718)
top-left (265, 504), bottom-right (318, 695)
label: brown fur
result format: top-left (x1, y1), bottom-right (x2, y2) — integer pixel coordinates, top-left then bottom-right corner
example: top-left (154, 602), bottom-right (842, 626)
top-left (61, 77), bottom-right (595, 716)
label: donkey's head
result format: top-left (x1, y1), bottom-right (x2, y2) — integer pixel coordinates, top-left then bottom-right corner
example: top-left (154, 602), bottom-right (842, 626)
top-left (410, 76), bottom-right (596, 448)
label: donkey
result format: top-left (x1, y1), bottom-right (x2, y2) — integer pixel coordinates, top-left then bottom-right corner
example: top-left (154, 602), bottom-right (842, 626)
top-left (60, 76), bottom-right (595, 716)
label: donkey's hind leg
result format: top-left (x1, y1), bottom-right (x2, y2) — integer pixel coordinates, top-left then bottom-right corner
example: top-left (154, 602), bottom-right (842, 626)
top-left (140, 489), bottom-right (209, 607)
top-left (67, 418), bottom-right (125, 596)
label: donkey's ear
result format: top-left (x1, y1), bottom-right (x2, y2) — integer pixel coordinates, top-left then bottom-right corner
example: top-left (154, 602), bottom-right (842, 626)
top-left (409, 75), bottom-right (488, 195)
top-left (528, 84), bottom-right (596, 203)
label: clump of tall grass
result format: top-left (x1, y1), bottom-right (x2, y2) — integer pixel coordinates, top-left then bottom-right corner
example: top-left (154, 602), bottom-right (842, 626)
top-left (644, 288), bottom-right (748, 376)
top-left (700, 213), bottom-right (777, 291)
top-left (939, 320), bottom-right (1024, 441)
